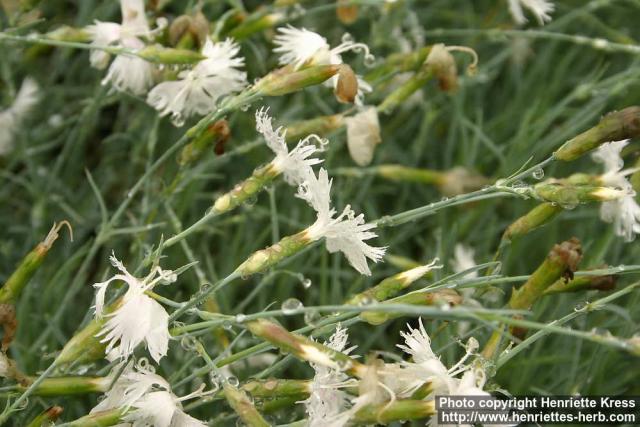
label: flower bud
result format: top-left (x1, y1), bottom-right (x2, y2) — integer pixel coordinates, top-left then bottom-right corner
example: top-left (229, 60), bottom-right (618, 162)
top-left (555, 106), bottom-right (640, 161)
top-left (212, 162), bottom-right (280, 215)
top-left (137, 45), bottom-right (206, 64)
top-left (245, 319), bottom-right (366, 377)
top-left (503, 202), bottom-right (563, 241)
top-left (255, 64), bottom-right (340, 97)
top-left (544, 272), bottom-right (616, 295)
top-left (169, 13), bottom-right (209, 48)
top-left (223, 382), bottom-right (270, 427)
top-left (235, 231), bottom-right (312, 277)
top-left (334, 64), bottom-right (359, 104)
top-left (425, 43), bottom-right (458, 92)
top-left (533, 182), bottom-right (628, 206)
top-left (337, 0), bottom-right (359, 24)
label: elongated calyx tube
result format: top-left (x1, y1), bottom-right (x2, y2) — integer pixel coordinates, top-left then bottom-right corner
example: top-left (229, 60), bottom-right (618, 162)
top-left (137, 45), bottom-right (206, 64)
top-left (502, 202), bottom-right (564, 241)
top-left (223, 382), bottom-right (270, 427)
top-left (555, 106), bottom-right (640, 161)
top-left (26, 406), bottom-right (64, 427)
top-left (245, 318), bottom-right (366, 377)
top-left (254, 64), bottom-right (341, 96)
top-left (213, 163), bottom-right (280, 214)
top-left (347, 261), bottom-right (440, 305)
top-left (532, 182), bottom-right (628, 206)
top-left (354, 400), bottom-right (436, 424)
top-left (361, 289), bottom-right (462, 325)
top-left (543, 272), bottom-right (616, 295)
top-left (235, 230), bottom-right (312, 277)
top-left (509, 238), bottom-right (583, 310)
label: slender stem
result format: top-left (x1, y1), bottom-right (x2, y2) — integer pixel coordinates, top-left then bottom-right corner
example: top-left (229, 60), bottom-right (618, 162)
top-left (164, 210), bottom-right (217, 248)
top-left (169, 272), bottom-right (241, 321)
top-left (0, 361), bottom-right (58, 425)
top-left (422, 28), bottom-right (640, 55)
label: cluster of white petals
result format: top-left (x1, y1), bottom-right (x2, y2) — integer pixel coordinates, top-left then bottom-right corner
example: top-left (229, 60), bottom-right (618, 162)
top-left (0, 78), bottom-right (39, 155)
top-left (302, 325), bottom-right (357, 427)
top-left (88, 0), bottom-right (155, 94)
top-left (507, 0), bottom-right (555, 25)
top-left (592, 139), bottom-right (640, 241)
top-left (310, 320), bottom-right (491, 427)
top-left (273, 25), bottom-right (373, 103)
top-left (91, 362), bottom-right (207, 426)
top-left (93, 254), bottom-right (176, 363)
top-left (255, 107), bottom-right (327, 185)
top-left (297, 167), bottom-right (386, 275)
top-left (147, 38), bottom-right (247, 126)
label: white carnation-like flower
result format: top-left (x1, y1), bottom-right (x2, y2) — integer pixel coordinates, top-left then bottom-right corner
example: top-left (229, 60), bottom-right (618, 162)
top-left (297, 167), bottom-right (386, 275)
top-left (0, 78), bottom-right (39, 156)
top-left (592, 139), bottom-right (640, 241)
top-left (273, 26), bottom-right (374, 103)
top-left (345, 106), bottom-right (381, 167)
top-left (302, 325), bottom-right (357, 427)
top-left (93, 254), bottom-right (176, 363)
top-left (91, 362), bottom-right (207, 427)
top-left (255, 107), bottom-right (327, 185)
top-left (87, 0), bottom-right (155, 94)
top-left (147, 38), bottom-right (247, 126)
top-left (507, 0), bottom-right (554, 26)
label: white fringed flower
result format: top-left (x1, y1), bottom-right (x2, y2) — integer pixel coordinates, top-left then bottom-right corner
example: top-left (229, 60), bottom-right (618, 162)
top-left (297, 167), bottom-right (386, 275)
top-left (451, 244), bottom-right (478, 278)
top-left (345, 106), bottom-right (381, 166)
top-left (93, 254), bottom-right (176, 363)
top-left (0, 78), bottom-right (39, 156)
top-left (507, 0), bottom-right (554, 26)
top-left (255, 107), bottom-right (327, 185)
top-left (273, 26), bottom-right (375, 104)
top-left (377, 319), bottom-right (485, 402)
top-left (88, 0), bottom-right (154, 94)
top-left (91, 363), bottom-right (207, 427)
top-left (147, 38), bottom-right (247, 126)
top-left (303, 325), bottom-right (357, 427)
top-left (592, 139), bottom-right (640, 241)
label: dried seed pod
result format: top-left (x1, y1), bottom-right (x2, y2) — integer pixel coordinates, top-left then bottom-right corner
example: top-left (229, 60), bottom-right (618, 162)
top-left (335, 64), bottom-right (359, 104)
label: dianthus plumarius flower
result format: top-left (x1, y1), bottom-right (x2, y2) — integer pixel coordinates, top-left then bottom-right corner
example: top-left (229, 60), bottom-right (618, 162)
top-left (87, 0), bottom-right (156, 94)
top-left (273, 25), bottom-right (373, 69)
top-left (256, 107), bottom-right (327, 185)
top-left (93, 254), bottom-right (176, 363)
top-left (0, 78), bottom-right (39, 156)
top-left (91, 362), bottom-right (207, 426)
top-left (591, 139), bottom-right (640, 241)
top-left (507, 0), bottom-right (554, 26)
top-left (302, 325), bottom-right (357, 427)
top-left (297, 167), bottom-right (386, 275)
top-left (147, 38), bottom-right (247, 126)
top-left (273, 25), bottom-right (374, 103)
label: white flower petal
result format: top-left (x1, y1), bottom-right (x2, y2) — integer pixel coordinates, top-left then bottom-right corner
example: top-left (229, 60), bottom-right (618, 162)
top-left (345, 107), bottom-right (381, 167)
top-left (273, 25), bottom-right (330, 69)
top-left (508, 0), bottom-right (554, 25)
